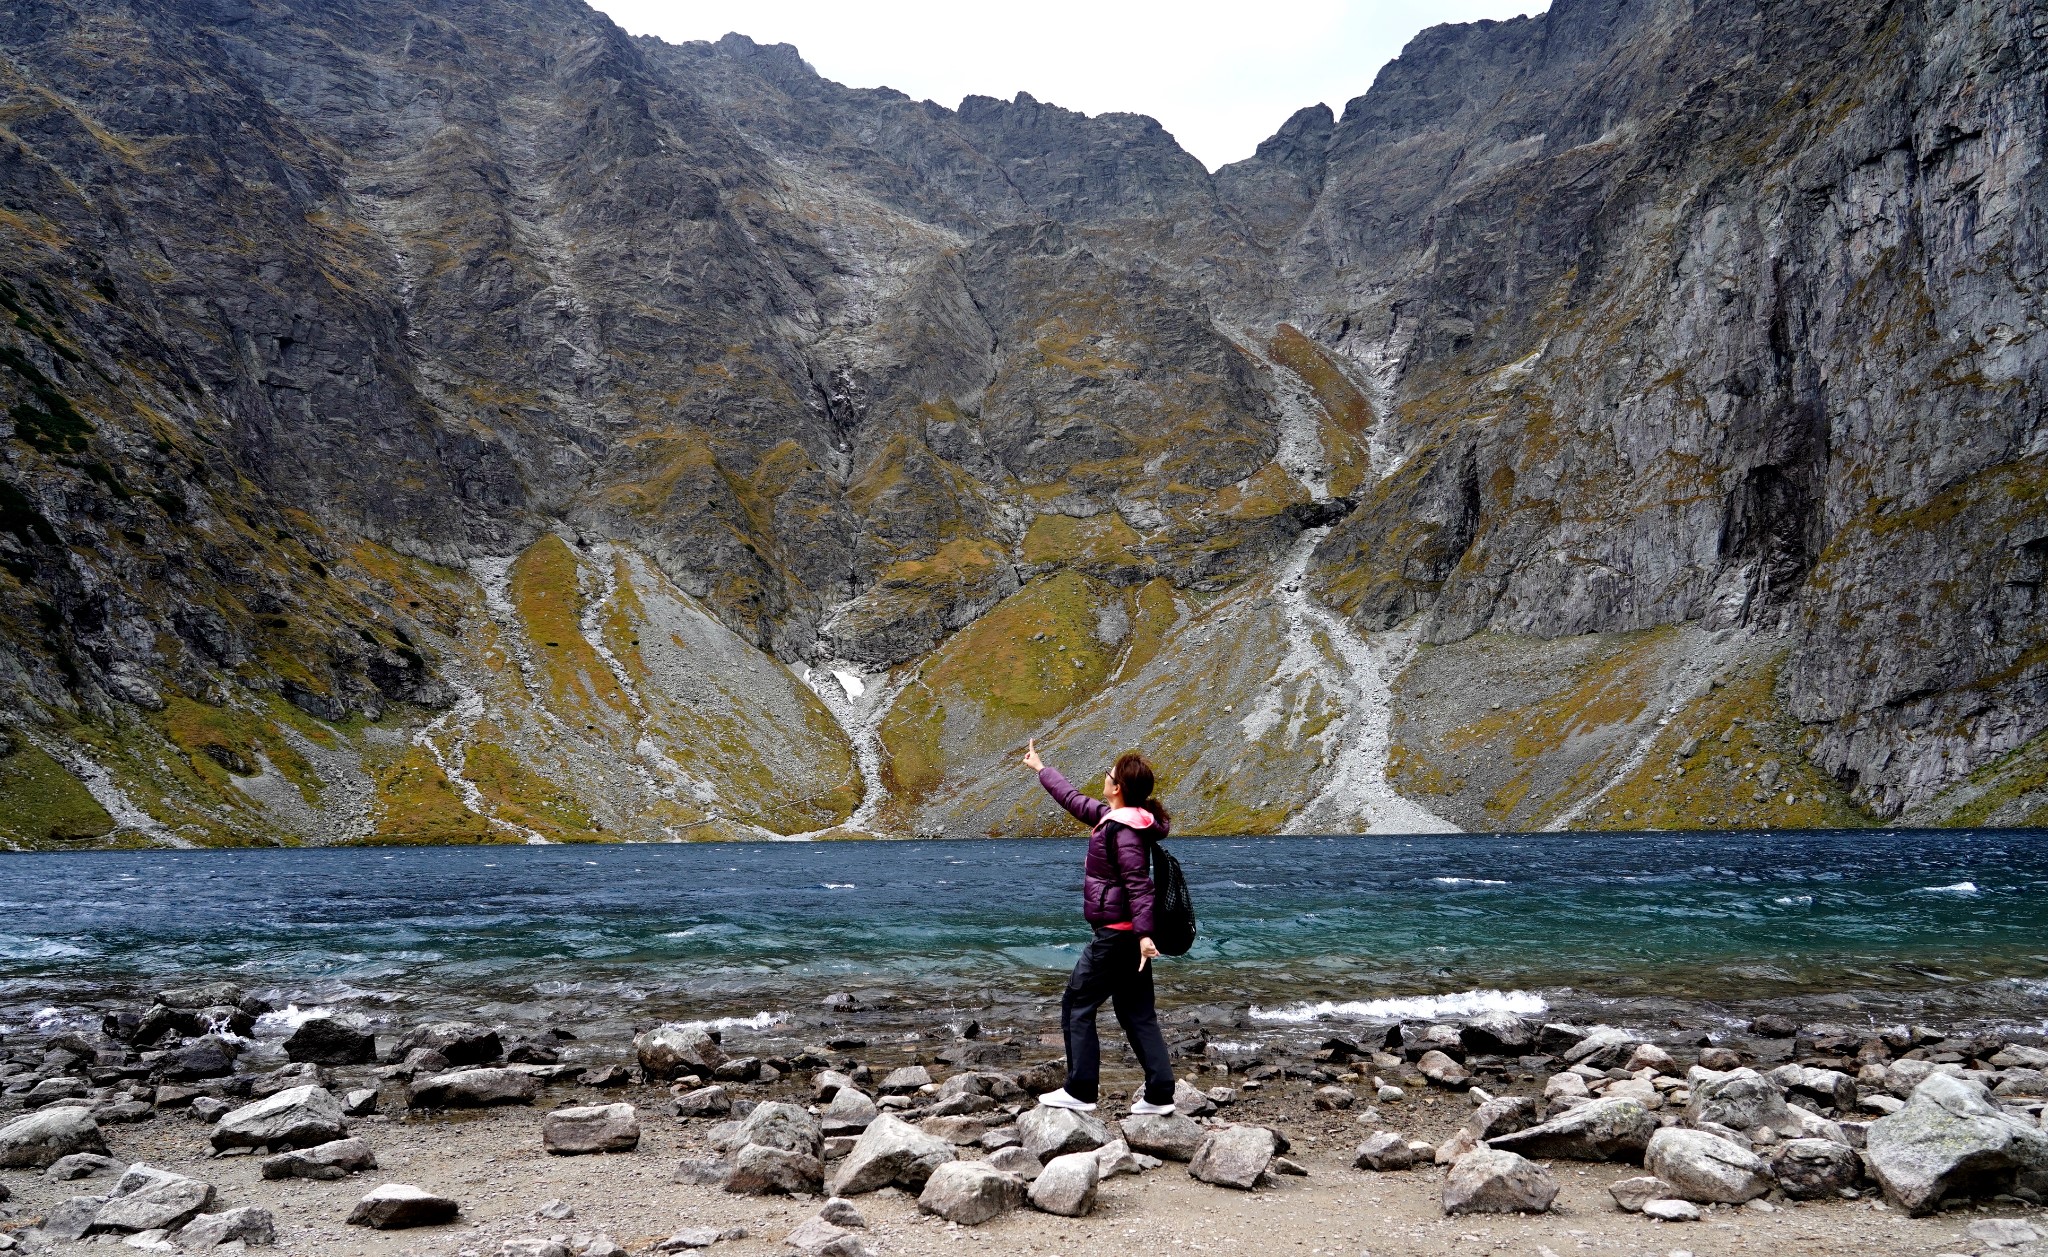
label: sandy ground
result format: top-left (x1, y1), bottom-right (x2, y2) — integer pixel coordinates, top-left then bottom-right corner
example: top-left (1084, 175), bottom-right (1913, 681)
top-left (1, 1061), bottom-right (2026, 1257)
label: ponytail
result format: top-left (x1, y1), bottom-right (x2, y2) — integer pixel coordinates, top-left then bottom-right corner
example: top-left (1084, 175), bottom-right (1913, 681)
top-left (1113, 751), bottom-right (1169, 827)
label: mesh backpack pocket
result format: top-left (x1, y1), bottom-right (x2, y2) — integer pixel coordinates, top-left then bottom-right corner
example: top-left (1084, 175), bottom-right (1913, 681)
top-left (1149, 838), bottom-right (1198, 957)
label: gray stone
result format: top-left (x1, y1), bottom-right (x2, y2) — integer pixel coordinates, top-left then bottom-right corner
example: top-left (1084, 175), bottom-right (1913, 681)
top-left (1120, 1110), bottom-right (1205, 1161)
top-left (671, 1156), bottom-right (728, 1186)
top-left (1433, 1129), bottom-right (1480, 1166)
top-left (817, 1197), bottom-right (865, 1227)
top-left (345, 1183), bottom-right (460, 1229)
top-left (407, 1067), bottom-right (539, 1109)
top-left (1027, 1149), bottom-right (1099, 1216)
top-left (878, 1065), bottom-right (931, 1095)
top-left (1418, 1050), bottom-right (1472, 1089)
top-left (1441, 1149), bottom-right (1558, 1215)
top-left (920, 1114), bottom-right (990, 1145)
top-left (497, 1239), bottom-right (571, 1257)
top-left (1354, 1131), bottom-right (1415, 1171)
top-left (1643, 1127), bottom-right (1773, 1203)
top-left (636, 1024), bottom-right (724, 1079)
top-left (1641, 1198), bottom-right (1701, 1222)
top-left (1188, 1125), bottom-right (1276, 1190)
top-left (1769, 1063), bottom-right (1859, 1112)
top-left (1865, 1073), bottom-right (2048, 1213)
top-left (986, 1145), bottom-right (1043, 1179)
top-left (736, 1100), bottom-right (822, 1157)
top-left (1561, 1027), bottom-right (1640, 1071)
top-left (283, 1015), bottom-right (376, 1066)
top-left (43, 1194), bottom-right (109, 1241)
top-left (1625, 1044), bottom-right (1679, 1076)
top-left (1463, 1095), bottom-right (1537, 1141)
top-left (342, 1088), bottom-right (378, 1117)
top-left (173, 1206), bottom-right (277, 1250)
top-left (1487, 1096), bottom-right (1656, 1161)
top-left (91, 1164), bottom-right (215, 1233)
top-left (917, 1160), bottom-right (1026, 1224)
top-left (827, 1113), bottom-right (958, 1195)
top-left (782, 1216), bottom-right (872, 1257)
top-left (0, 1105), bottom-right (109, 1168)
top-left (723, 1143), bottom-right (823, 1195)
top-left (1095, 1137), bottom-right (1150, 1177)
top-left (536, 1199), bottom-right (574, 1220)
top-left (818, 1087), bottom-right (877, 1135)
top-left (1017, 1103), bottom-right (1112, 1161)
top-left (212, 1086), bottom-right (347, 1152)
top-left (1969, 1219), bottom-right (2045, 1249)
top-left (1461, 1013), bottom-right (1534, 1056)
top-left (1607, 1174), bottom-right (1675, 1212)
top-left (674, 1084), bottom-right (732, 1118)
top-left (260, 1136), bottom-right (377, 1180)
top-left (1688, 1068), bottom-right (1793, 1132)
top-left (391, 1022), bottom-right (501, 1067)
top-left (44, 1152), bottom-right (124, 1181)
top-left (543, 1103), bottom-right (640, 1155)
top-left (812, 1070), bottom-right (856, 1102)
top-left (1772, 1136), bottom-right (1863, 1200)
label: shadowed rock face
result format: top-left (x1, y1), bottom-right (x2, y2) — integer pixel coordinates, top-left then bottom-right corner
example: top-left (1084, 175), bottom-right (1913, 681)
top-left (0, 0), bottom-right (2041, 844)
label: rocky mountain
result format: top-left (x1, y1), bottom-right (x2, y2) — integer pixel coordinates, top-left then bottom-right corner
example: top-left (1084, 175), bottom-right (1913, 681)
top-left (0, 0), bottom-right (2042, 847)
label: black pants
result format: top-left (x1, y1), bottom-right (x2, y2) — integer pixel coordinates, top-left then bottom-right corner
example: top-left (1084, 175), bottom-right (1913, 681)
top-left (1061, 926), bottom-right (1175, 1106)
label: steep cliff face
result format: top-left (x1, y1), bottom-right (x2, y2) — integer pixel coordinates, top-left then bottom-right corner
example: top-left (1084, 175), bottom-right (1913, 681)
top-left (0, 0), bottom-right (2040, 846)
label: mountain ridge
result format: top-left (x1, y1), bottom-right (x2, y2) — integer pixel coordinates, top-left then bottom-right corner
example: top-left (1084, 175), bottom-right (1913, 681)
top-left (0, 0), bottom-right (2042, 846)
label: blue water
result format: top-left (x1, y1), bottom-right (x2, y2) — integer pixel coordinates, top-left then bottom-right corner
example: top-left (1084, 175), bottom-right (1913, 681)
top-left (3, 830), bottom-right (2045, 1035)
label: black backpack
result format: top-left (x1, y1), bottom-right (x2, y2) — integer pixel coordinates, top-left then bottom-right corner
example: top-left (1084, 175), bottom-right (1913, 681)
top-left (1148, 838), bottom-right (1198, 957)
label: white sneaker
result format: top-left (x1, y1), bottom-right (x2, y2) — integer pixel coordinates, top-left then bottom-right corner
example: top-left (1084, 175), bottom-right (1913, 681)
top-left (1037, 1088), bottom-right (1098, 1112)
top-left (1129, 1099), bottom-right (1177, 1116)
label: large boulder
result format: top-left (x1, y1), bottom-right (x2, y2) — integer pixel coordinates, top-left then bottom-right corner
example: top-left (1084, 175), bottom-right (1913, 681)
top-left (284, 1015), bottom-right (377, 1066)
top-left (1417, 1050), bottom-right (1472, 1090)
top-left (918, 1161), bottom-right (1026, 1224)
top-left (636, 1023), bottom-right (723, 1079)
top-left (1643, 1128), bottom-right (1773, 1204)
top-left (1864, 1073), bottom-right (2048, 1214)
top-left (90, 1164), bottom-right (215, 1233)
top-left (1017, 1104), bottom-right (1112, 1162)
top-left (1769, 1064), bottom-right (1859, 1113)
top-left (724, 1144), bottom-right (823, 1195)
top-left (1028, 1150), bottom-right (1100, 1216)
top-left (1443, 1149), bottom-right (1558, 1215)
top-left (346, 1183), bottom-right (461, 1229)
top-left (173, 1206), bottom-right (277, 1251)
top-left (783, 1216), bottom-right (872, 1257)
top-left (261, 1136), bottom-right (378, 1181)
top-left (1773, 1137), bottom-right (1864, 1200)
top-left (1687, 1068), bottom-right (1793, 1133)
top-left (828, 1114), bottom-right (957, 1196)
top-left (407, 1067), bottom-right (539, 1109)
top-left (735, 1101), bottom-right (822, 1157)
top-left (0, 1106), bottom-right (108, 1168)
top-left (1461, 1012), bottom-right (1534, 1056)
top-left (155, 1035), bottom-right (240, 1081)
top-left (1121, 1111), bottom-right (1205, 1162)
top-left (820, 1088), bottom-right (877, 1135)
top-left (211, 1086), bottom-right (347, 1153)
top-left (391, 1022), bottom-right (501, 1067)
top-left (543, 1104), bottom-right (640, 1155)
top-left (1465, 1096), bottom-right (1538, 1142)
top-left (1487, 1097), bottom-right (1655, 1162)
top-left (1188, 1125), bottom-right (1275, 1190)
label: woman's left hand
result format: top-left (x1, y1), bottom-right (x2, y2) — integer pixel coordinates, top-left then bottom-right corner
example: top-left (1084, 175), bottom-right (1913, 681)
top-left (1138, 936), bottom-right (1160, 970)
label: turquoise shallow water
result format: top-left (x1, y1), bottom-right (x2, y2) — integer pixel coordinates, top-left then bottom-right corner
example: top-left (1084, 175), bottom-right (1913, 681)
top-left (3, 829), bottom-right (2045, 1035)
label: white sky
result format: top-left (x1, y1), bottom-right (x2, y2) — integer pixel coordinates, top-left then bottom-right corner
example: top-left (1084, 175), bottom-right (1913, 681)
top-left (590, 1), bottom-right (1550, 171)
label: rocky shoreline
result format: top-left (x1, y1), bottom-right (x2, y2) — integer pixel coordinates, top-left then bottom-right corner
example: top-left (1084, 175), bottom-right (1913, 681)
top-left (0, 982), bottom-right (2045, 1255)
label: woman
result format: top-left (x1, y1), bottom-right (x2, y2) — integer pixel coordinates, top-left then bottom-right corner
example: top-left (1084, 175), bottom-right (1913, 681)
top-left (1021, 738), bottom-right (1177, 1115)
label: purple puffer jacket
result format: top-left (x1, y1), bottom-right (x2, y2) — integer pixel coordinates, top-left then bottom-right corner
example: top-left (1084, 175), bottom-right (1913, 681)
top-left (1039, 766), bottom-right (1164, 936)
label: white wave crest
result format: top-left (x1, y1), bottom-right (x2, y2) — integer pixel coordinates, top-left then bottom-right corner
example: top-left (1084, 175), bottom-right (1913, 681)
top-left (1774, 895), bottom-right (1814, 906)
top-left (686, 1011), bottom-right (786, 1033)
top-left (1915, 881), bottom-right (1979, 895)
top-left (1250, 988), bottom-right (1548, 1023)
top-left (821, 883), bottom-right (856, 890)
top-left (254, 1004), bottom-right (334, 1035)
top-left (1431, 877), bottom-right (1507, 887)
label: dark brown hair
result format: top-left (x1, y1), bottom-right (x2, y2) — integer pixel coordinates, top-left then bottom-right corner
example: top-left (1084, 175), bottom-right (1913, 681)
top-left (1112, 751), bottom-right (1169, 826)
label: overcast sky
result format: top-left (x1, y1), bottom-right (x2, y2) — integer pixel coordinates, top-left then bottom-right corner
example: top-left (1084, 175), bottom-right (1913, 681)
top-left (589, 1), bottom-right (1549, 171)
